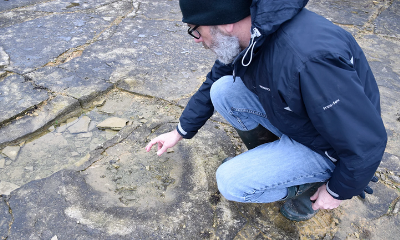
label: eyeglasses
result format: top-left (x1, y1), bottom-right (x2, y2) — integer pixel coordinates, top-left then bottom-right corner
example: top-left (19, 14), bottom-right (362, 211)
top-left (188, 25), bottom-right (201, 39)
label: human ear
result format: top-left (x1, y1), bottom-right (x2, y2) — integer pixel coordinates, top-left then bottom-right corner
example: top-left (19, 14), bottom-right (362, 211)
top-left (219, 23), bottom-right (234, 34)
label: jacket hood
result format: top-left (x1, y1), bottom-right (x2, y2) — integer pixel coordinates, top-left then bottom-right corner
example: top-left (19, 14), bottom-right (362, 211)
top-left (238, 0), bottom-right (308, 68)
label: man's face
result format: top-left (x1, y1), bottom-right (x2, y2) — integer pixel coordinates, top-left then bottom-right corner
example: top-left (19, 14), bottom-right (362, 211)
top-left (188, 25), bottom-right (241, 65)
top-left (208, 26), bottom-right (241, 65)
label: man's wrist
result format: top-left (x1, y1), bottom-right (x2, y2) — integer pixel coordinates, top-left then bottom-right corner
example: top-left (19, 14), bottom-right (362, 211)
top-left (326, 181), bottom-right (342, 200)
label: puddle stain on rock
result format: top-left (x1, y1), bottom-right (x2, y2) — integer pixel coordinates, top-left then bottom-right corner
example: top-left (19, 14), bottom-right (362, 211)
top-left (0, 90), bottom-right (182, 190)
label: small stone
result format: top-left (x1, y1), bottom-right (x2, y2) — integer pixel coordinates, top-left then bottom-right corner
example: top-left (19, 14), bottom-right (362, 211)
top-left (67, 117), bottom-right (79, 125)
top-left (68, 116), bottom-right (91, 133)
top-left (93, 99), bottom-right (106, 107)
top-left (77, 132), bottom-right (93, 138)
top-left (56, 123), bottom-right (68, 133)
top-left (145, 166), bottom-right (150, 171)
top-left (97, 117), bottom-right (128, 130)
top-left (25, 166), bottom-right (34, 171)
top-left (51, 236), bottom-right (58, 240)
top-left (105, 129), bottom-right (118, 139)
top-left (0, 158), bottom-right (4, 168)
top-left (393, 201), bottom-right (400, 214)
top-left (167, 148), bottom-right (174, 153)
top-left (124, 196), bottom-right (136, 201)
top-left (138, 34), bottom-right (146, 38)
top-left (73, 20), bottom-right (85, 27)
top-left (71, 152), bottom-right (80, 157)
top-left (139, 119), bottom-right (148, 123)
top-left (333, 218), bottom-right (339, 224)
top-left (112, 164), bottom-right (120, 169)
top-left (2, 146), bottom-right (21, 160)
top-left (0, 71), bottom-right (6, 78)
top-left (388, 175), bottom-right (400, 184)
top-left (354, 232), bottom-right (359, 238)
top-left (102, 17), bottom-right (113, 21)
top-left (48, 125), bottom-right (55, 132)
top-left (0, 181), bottom-right (20, 195)
top-left (0, 46), bottom-right (10, 67)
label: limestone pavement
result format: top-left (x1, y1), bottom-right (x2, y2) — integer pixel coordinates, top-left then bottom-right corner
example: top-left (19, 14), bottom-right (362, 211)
top-left (0, 0), bottom-right (400, 239)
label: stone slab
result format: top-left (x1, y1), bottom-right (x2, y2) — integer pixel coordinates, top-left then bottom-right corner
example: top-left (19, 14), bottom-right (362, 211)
top-left (96, 117), bottom-right (128, 130)
top-left (137, 0), bottom-right (181, 20)
top-left (333, 182), bottom-right (399, 239)
top-left (27, 65), bottom-right (114, 105)
top-left (1, 146), bottom-right (20, 160)
top-left (0, 196), bottom-right (12, 239)
top-left (0, 0), bottom-right (133, 29)
top-left (3, 121), bottom-right (240, 239)
top-left (67, 116), bottom-right (91, 133)
top-left (355, 34), bottom-right (400, 156)
top-left (21, 0), bottom-right (122, 13)
top-left (375, 0), bottom-right (400, 38)
top-left (0, 10), bottom-right (51, 29)
top-left (379, 152), bottom-right (400, 172)
top-left (307, 0), bottom-right (377, 26)
top-left (0, 74), bottom-right (49, 125)
top-left (0, 95), bottom-right (80, 148)
top-left (72, 16), bottom-right (216, 102)
top-left (0, 90), bottom-right (184, 190)
top-left (0, 13), bottom-right (110, 73)
top-left (0, 0), bottom-right (45, 12)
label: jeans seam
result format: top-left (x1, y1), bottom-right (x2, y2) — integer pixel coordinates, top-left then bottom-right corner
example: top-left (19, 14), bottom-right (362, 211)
top-left (242, 169), bottom-right (332, 202)
top-left (231, 107), bottom-right (268, 119)
top-left (229, 110), bottom-right (247, 130)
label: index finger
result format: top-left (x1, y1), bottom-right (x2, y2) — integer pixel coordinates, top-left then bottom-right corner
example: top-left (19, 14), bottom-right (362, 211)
top-left (145, 138), bottom-right (159, 152)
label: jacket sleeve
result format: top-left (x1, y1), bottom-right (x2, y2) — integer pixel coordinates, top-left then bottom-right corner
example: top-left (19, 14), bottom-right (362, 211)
top-left (299, 53), bottom-right (387, 200)
top-left (177, 60), bottom-right (233, 139)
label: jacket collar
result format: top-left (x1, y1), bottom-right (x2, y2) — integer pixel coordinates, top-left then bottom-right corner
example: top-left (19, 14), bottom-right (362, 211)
top-left (233, 0), bottom-right (309, 77)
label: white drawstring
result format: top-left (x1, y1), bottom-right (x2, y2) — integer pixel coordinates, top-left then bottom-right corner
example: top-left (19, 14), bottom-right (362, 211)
top-left (242, 28), bottom-right (261, 67)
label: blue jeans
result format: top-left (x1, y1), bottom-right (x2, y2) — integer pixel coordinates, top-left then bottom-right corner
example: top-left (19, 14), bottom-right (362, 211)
top-left (210, 76), bottom-right (336, 203)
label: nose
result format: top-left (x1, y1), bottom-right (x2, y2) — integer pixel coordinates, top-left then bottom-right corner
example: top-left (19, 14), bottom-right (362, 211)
top-left (194, 36), bottom-right (203, 43)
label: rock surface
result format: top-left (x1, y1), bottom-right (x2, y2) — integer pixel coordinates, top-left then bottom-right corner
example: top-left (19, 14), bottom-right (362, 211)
top-left (0, 0), bottom-right (400, 239)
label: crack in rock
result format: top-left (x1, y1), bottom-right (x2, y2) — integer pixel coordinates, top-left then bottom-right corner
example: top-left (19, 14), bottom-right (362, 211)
top-left (3, 196), bottom-right (14, 238)
top-left (43, 5), bottom-right (136, 68)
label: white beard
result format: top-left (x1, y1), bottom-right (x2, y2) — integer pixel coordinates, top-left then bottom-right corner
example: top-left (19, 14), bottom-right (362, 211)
top-left (208, 27), bottom-right (242, 65)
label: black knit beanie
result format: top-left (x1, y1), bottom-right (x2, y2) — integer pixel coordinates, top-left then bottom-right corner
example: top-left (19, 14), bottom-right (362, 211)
top-left (179, 0), bottom-right (252, 26)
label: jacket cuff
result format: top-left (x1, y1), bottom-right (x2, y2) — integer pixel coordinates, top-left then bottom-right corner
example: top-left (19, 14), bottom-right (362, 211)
top-left (176, 122), bottom-right (196, 139)
top-left (326, 181), bottom-right (347, 200)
